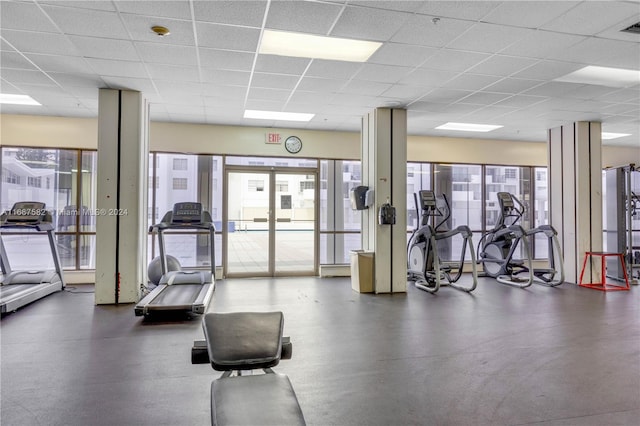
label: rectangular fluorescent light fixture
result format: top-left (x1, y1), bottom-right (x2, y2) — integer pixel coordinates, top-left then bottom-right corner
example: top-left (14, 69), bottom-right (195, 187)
top-left (602, 132), bottom-right (631, 140)
top-left (244, 109), bottom-right (314, 122)
top-left (0, 93), bottom-right (41, 105)
top-left (259, 29), bottom-right (382, 62)
top-left (554, 66), bottom-right (640, 88)
top-left (435, 122), bottom-right (503, 132)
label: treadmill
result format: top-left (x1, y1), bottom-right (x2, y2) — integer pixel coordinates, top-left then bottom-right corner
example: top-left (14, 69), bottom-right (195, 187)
top-left (0, 201), bottom-right (66, 314)
top-left (135, 202), bottom-right (215, 316)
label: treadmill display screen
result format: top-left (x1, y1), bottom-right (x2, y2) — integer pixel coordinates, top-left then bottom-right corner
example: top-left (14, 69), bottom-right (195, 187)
top-left (498, 192), bottom-right (514, 208)
top-left (419, 190), bottom-right (436, 208)
top-left (172, 202), bottom-right (203, 224)
top-left (4, 202), bottom-right (47, 223)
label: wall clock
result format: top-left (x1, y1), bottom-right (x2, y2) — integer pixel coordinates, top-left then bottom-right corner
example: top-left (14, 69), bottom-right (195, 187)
top-left (284, 136), bottom-right (302, 154)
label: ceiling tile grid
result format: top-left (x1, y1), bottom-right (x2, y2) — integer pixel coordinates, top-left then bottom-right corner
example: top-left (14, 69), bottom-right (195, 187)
top-left (0, 0), bottom-right (637, 146)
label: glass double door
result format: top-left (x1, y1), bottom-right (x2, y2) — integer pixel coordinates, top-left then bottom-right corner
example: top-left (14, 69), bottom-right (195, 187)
top-left (224, 168), bottom-right (317, 277)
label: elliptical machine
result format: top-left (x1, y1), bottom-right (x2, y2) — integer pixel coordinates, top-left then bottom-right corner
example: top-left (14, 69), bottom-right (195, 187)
top-left (407, 190), bottom-right (478, 293)
top-left (477, 192), bottom-right (564, 288)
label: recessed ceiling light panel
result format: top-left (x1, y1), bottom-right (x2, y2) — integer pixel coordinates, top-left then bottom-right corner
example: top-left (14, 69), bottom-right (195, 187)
top-left (244, 109), bottom-right (315, 122)
top-left (601, 132), bottom-right (631, 140)
top-left (554, 66), bottom-right (640, 88)
top-left (0, 93), bottom-right (41, 105)
top-left (259, 29), bottom-right (382, 62)
top-left (435, 122), bottom-right (503, 132)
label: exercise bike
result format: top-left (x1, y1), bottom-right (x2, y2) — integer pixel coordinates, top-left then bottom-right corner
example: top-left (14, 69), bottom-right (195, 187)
top-left (407, 190), bottom-right (478, 293)
top-left (477, 192), bottom-right (564, 288)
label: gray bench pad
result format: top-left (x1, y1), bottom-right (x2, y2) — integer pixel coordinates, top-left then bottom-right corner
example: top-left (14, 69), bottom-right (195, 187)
top-left (211, 373), bottom-right (305, 426)
top-left (203, 311), bottom-right (284, 370)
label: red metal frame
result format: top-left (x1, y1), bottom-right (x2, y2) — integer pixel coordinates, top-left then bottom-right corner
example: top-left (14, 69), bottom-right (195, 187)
top-left (579, 252), bottom-right (630, 291)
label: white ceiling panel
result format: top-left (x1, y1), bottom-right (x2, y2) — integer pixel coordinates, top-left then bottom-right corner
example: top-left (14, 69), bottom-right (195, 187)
top-left (0, 0), bottom-right (637, 145)
top-left (421, 49), bottom-right (491, 72)
top-left (2, 30), bottom-right (79, 56)
top-left (84, 58), bottom-right (149, 79)
top-left (417, 1), bottom-right (501, 21)
top-left (481, 2), bottom-right (580, 29)
top-left (0, 1), bottom-right (59, 33)
top-left (266, 1), bottom-right (343, 35)
top-left (446, 23), bottom-right (534, 54)
top-left (255, 55), bottom-right (311, 75)
top-left (1, 51), bottom-right (38, 70)
top-left (199, 48), bottom-right (254, 71)
top-left (25, 54), bottom-right (93, 74)
top-left (193, 1), bottom-right (267, 27)
top-left (354, 64), bottom-right (412, 83)
top-left (115, 1), bottom-right (192, 20)
top-left (68, 36), bottom-right (139, 61)
top-left (135, 42), bottom-right (198, 66)
top-left (368, 43), bottom-right (436, 67)
top-left (392, 15), bottom-right (472, 48)
top-left (541, 1), bottom-right (640, 36)
top-left (148, 65), bottom-right (200, 82)
top-left (40, 5), bottom-right (129, 39)
top-left (331, 5), bottom-right (411, 41)
top-left (500, 31), bottom-right (586, 59)
top-left (195, 22), bottom-right (261, 51)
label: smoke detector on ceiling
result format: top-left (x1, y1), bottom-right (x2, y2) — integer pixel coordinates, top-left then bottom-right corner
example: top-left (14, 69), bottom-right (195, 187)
top-left (151, 26), bottom-right (171, 37)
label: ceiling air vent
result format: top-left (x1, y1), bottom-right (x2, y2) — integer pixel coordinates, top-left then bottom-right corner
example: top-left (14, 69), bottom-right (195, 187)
top-left (621, 22), bottom-right (640, 34)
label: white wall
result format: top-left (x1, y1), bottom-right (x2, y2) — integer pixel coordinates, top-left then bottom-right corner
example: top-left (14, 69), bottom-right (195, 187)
top-left (1, 114), bottom-right (637, 168)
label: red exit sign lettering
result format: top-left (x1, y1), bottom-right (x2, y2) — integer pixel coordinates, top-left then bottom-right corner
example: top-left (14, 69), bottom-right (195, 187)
top-left (265, 132), bottom-right (281, 144)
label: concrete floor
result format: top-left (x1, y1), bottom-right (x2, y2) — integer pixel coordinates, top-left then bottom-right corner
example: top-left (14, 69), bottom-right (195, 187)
top-left (1, 277), bottom-right (639, 426)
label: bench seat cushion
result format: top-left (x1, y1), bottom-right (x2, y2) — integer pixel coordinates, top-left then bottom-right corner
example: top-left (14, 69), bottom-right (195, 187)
top-left (211, 373), bottom-right (305, 426)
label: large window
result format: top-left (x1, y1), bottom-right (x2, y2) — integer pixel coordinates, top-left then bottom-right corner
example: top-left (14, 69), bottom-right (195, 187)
top-left (1, 147), bottom-right (96, 269)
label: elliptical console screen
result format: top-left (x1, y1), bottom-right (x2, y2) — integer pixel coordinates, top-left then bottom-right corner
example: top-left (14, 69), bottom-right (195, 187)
top-left (497, 192), bottom-right (514, 208)
top-left (419, 190), bottom-right (437, 209)
top-left (171, 202), bottom-right (203, 224)
top-left (4, 201), bottom-right (47, 223)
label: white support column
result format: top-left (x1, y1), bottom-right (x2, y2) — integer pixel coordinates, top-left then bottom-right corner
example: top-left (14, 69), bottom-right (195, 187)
top-left (95, 89), bottom-right (149, 304)
top-left (548, 121), bottom-right (602, 283)
top-left (361, 108), bottom-right (407, 293)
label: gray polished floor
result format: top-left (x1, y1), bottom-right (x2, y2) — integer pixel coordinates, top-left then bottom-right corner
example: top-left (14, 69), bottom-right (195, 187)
top-left (1, 277), bottom-right (639, 426)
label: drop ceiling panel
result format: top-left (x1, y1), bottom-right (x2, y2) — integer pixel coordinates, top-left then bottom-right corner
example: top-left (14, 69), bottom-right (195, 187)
top-left (484, 78), bottom-right (545, 94)
top-left (446, 23), bottom-right (534, 54)
top-left (354, 64), bottom-right (412, 83)
top-left (203, 86), bottom-right (246, 100)
top-left (297, 77), bottom-right (348, 92)
top-left (25, 54), bottom-right (93, 74)
top-left (40, 5), bottom-right (129, 38)
top-left (340, 80), bottom-right (392, 96)
top-left (546, 37), bottom-right (636, 65)
top-left (287, 91), bottom-right (337, 105)
top-left (304, 60), bottom-right (362, 79)
top-left (135, 42), bottom-right (198, 66)
top-left (521, 81), bottom-right (584, 97)
top-left (265, 1), bottom-right (343, 35)
top-left (417, 1), bottom-right (501, 21)
top-left (39, 1), bottom-right (116, 12)
top-left (115, 0), bottom-right (192, 20)
top-left (331, 6), bottom-right (411, 41)
top-left (381, 84), bottom-right (431, 100)
top-left (251, 72), bottom-right (300, 89)
top-left (494, 95), bottom-right (548, 109)
top-left (513, 60), bottom-right (585, 80)
top-left (398, 68), bottom-right (458, 86)
top-left (368, 43), bottom-right (436, 67)
top-left (500, 31), bottom-right (586, 59)
top-left (467, 55), bottom-right (540, 77)
top-left (248, 87), bottom-right (291, 101)
top-left (147, 65), bottom-right (200, 82)
top-left (84, 58), bottom-right (149, 79)
top-left (391, 15), bottom-right (472, 48)
top-left (193, 1), bottom-right (267, 27)
top-left (440, 73), bottom-right (502, 91)
top-left (255, 55), bottom-right (311, 75)
top-left (1, 51), bottom-right (38, 70)
top-left (421, 49), bottom-right (491, 72)
top-left (415, 88), bottom-right (473, 104)
top-left (199, 48), bottom-right (254, 71)
top-left (201, 69), bottom-right (250, 86)
top-left (0, 1), bottom-right (59, 32)
top-left (101, 76), bottom-right (155, 92)
top-left (481, 1), bottom-right (580, 28)
top-left (68, 36), bottom-right (139, 61)
top-left (195, 22), bottom-right (260, 51)
top-left (1, 68), bottom-right (50, 85)
top-left (458, 91), bottom-right (512, 106)
top-left (2, 30), bottom-right (79, 56)
top-left (541, 1), bottom-right (640, 36)
top-left (349, 1), bottom-right (425, 13)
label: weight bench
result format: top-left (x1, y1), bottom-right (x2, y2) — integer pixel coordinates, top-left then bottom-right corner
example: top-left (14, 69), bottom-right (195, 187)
top-left (192, 311), bottom-right (305, 426)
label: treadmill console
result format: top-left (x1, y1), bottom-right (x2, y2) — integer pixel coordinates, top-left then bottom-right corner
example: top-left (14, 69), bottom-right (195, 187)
top-left (419, 190), bottom-right (437, 210)
top-left (171, 202), bottom-right (203, 225)
top-left (2, 202), bottom-right (48, 224)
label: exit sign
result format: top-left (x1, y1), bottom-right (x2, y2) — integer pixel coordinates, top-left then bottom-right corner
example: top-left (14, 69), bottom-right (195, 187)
top-left (265, 132), bottom-right (281, 144)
